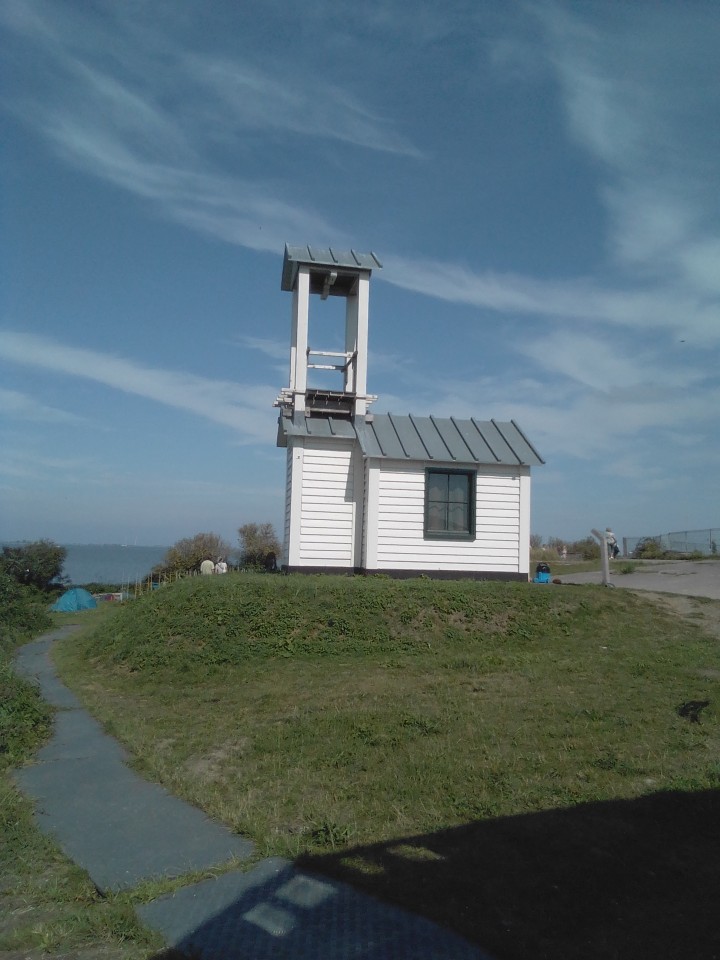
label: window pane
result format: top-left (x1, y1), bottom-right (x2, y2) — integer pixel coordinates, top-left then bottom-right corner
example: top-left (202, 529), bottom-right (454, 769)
top-left (448, 501), bottom-right (469, 532)
top-left (427, 502), bottom-right (447, 531)
top-left (428, 505), bottom-right (446, 530)
top-left (428, 473), bottom-right (448, 502)
top-left (448, 474), bottom-right (469, 504)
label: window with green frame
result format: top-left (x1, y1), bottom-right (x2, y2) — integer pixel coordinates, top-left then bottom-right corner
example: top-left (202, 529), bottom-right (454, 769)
top-left (424, 468), bottom-right (476, 540)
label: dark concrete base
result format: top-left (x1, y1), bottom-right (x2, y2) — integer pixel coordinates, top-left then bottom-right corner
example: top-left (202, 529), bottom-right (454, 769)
top-left (282, 566), bottom-right (528, 582)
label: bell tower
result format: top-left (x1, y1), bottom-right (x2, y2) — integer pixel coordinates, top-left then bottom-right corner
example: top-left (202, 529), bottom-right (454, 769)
top-left (275, 245), bottom-right (382, 421)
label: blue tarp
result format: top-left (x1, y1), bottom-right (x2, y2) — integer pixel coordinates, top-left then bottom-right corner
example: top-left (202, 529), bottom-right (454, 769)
top-left (51, 588), bottom-right (97, 612)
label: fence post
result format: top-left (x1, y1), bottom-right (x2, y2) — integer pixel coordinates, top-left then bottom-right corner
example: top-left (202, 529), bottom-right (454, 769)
top-left (591, 529), bottom-right (611, 587)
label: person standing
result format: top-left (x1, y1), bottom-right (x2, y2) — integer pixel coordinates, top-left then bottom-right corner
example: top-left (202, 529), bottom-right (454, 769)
top-left (200, 557), bottom-right (215, 575)
top-left (605, 528), bottom-right (620, 559)
top-left (214, 558), bottom-right (228, 574)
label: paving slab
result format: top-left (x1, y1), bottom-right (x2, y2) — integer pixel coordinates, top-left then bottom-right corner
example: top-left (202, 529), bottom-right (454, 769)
top-left (14, 629), bottom-right (253, 893)
top-left (14, 625), bottom-right (85, 708)
top-left (139, 856), bottom-right (491, 959)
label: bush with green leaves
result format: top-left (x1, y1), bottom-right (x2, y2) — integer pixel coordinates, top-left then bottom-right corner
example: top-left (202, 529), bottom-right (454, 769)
top-left (238, 522), bottom-right (281, 569)
top-left (0, 570), bottom-right (52, 657)
top-left (632, 537), bottom-right (667, 559)
top-left (0, 571), bottom-right (53, 770)
top-left (153, 532), bottom-right (232, 577)
top-left (569, 536), bottom-right (601, 560)
top-left (1, 540), bottom-right (67, 592)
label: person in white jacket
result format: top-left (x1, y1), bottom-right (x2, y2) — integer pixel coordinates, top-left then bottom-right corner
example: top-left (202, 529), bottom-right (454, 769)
top-left (605, 528), bottom-right (620, 559)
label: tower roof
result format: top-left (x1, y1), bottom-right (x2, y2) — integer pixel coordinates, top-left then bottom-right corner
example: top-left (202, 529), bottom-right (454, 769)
top-left (281, 245), bottom-right (382, 292)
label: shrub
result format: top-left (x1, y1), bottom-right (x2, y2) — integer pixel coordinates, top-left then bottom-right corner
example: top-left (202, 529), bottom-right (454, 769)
top-left (0, 570), bottom-right (52, 657)
top-left (570, 537), bottom-right (601, 561)
top-left (153, 532), bottom-right (232, 577)
top-left (0, 660), bottom-right (53, 771)
top-left (238, 522), bottom-right (281, 570)
top-left (1, 540), bottom-right (67, 591)
top-left (632, 538), bottom-right (666, 559)
top-left (0, 571), bottom-right (53, 769)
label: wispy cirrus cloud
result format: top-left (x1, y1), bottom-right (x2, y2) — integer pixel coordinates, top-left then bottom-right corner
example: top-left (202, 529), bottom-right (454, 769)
top-left (0, 330), bottom-right (276, 441)
top-left (0, 447), bottom-right (97, 481)
top-left (235, 337), bottom-right (288, 362)
top-left (534, 4), bottom-right (720, 292)
top-left (381, 254), bottom-right (720, 345)
top-left (185, 54), bottom-right (421, 158)
top-left (0, 388), bottom-right (84, 424)
top-left (514, 330), bottom-right (708, 395)
top-left (380, 5), bottom-right (720, 346)
top-left (4, 2), bottom-right (718, 365)
top-left (1, 0), bottom-right (418, 257)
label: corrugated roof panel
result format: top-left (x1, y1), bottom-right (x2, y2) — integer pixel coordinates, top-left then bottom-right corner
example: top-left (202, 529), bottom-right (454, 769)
top-left (355, 421), bottom-right (385, 458)
top-left (408, 416), bottom-right (452, 460)
top-left (428, 416), bottom-right (475, 462)
top-left (507, 420), bottom-right (545, 465)
top-left (369, 415), bottom-right (406, 458)
top-left (281, 244), bottom-right (382, 290)
top-left (278, 415), bottom-right (353, 442)
top-left (473, 420), bottom-right (518, 463)
top-left (387, 413), bottom-right (430, 460)
top-left (277, 413), bottom-right (544, 465)
top-left (306, 417), bottom-right (356, 440)
top-left (452, 418), bottom-right (500, 462)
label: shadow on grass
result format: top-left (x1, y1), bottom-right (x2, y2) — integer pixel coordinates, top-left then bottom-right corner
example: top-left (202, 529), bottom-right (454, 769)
top-left (144, 790), bottom-right (719, 960)
top-left (297, 789), bottom-right (720, 960)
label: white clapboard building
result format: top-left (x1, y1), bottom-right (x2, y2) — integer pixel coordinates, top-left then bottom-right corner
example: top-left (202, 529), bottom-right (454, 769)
top-left (275, 245), bottom-right (544, 579)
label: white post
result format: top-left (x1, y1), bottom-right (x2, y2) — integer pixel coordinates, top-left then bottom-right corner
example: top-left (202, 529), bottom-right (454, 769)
top-left (349, 274), bottom-right (369, 417)
top-left (591, 528), bottom-right (611, 586)
top-left (518, 471), bottom-right (531, 575)
top-left (290, 266), bottom-right (310, 414)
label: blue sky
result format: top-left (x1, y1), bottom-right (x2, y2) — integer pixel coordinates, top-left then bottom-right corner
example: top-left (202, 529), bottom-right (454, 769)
top-left (2, 0), bottom-right (718, 548)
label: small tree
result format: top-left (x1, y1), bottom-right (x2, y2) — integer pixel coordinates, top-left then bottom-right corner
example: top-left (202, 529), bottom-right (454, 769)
top-left (632, 537), bottom-right (666, 560)
top-left (154, 532), bottom-right (232, 577)
top-left (0, 540), bottom-right (67, 591)
top-left (569, 536), bottom-right (600, 561)
top-left (238, 523), bottom-right (281, 569)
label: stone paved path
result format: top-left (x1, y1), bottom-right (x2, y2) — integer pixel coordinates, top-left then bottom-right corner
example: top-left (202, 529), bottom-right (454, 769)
top-left (14, 627), bottom-right (493, 960)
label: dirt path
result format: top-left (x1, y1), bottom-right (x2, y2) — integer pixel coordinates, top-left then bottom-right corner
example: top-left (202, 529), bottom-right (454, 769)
top-left (640, 591), bottom-right (720, 642)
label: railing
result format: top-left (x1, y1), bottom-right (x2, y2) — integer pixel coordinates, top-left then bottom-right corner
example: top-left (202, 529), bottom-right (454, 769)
top-left (623, 528), bottom-right (720, 557)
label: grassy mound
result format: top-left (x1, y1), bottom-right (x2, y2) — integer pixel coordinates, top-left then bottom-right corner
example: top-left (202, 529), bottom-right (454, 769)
top-left (56, 573), bottom-right (720, 958)
top-left (71, 572), bottom-right (628, 674)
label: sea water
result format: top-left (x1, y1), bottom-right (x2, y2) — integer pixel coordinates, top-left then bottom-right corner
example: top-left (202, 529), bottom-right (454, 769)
top-left (58, 544), bottom-right (169, 585)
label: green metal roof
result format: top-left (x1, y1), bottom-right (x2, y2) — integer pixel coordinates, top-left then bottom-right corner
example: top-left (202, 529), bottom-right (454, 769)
top-left (281, 245), bottom-right (383, 291)
top-left (277, 412), bottom-right (544, 466)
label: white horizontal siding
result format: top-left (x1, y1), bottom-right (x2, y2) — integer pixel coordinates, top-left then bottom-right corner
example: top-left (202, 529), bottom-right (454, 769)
top-left (282, 447), bottom-right (292, 566)
top-left (372, 461), bottom-right (523, 571)
top-left (299, 441), bottom-right (355, 565)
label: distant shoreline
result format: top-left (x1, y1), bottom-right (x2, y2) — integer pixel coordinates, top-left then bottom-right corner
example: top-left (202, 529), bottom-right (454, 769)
top-left (2, 541), bottom-right (167, 549)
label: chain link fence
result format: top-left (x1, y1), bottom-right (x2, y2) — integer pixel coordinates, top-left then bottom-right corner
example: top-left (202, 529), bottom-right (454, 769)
top-left (623, 528), bottom-right (720, 557)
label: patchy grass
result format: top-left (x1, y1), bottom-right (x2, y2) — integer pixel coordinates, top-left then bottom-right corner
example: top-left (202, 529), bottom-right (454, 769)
top-left (53, 573), bottom-right (720, 959)
top-left (0, 587), bottom-right (163, 959)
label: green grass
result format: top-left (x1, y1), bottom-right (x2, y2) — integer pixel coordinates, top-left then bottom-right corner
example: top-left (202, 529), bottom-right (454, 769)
top-left (0, 583), bottom-right (164, 959)
top-left (53, 573), bottom-right (720, 959)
